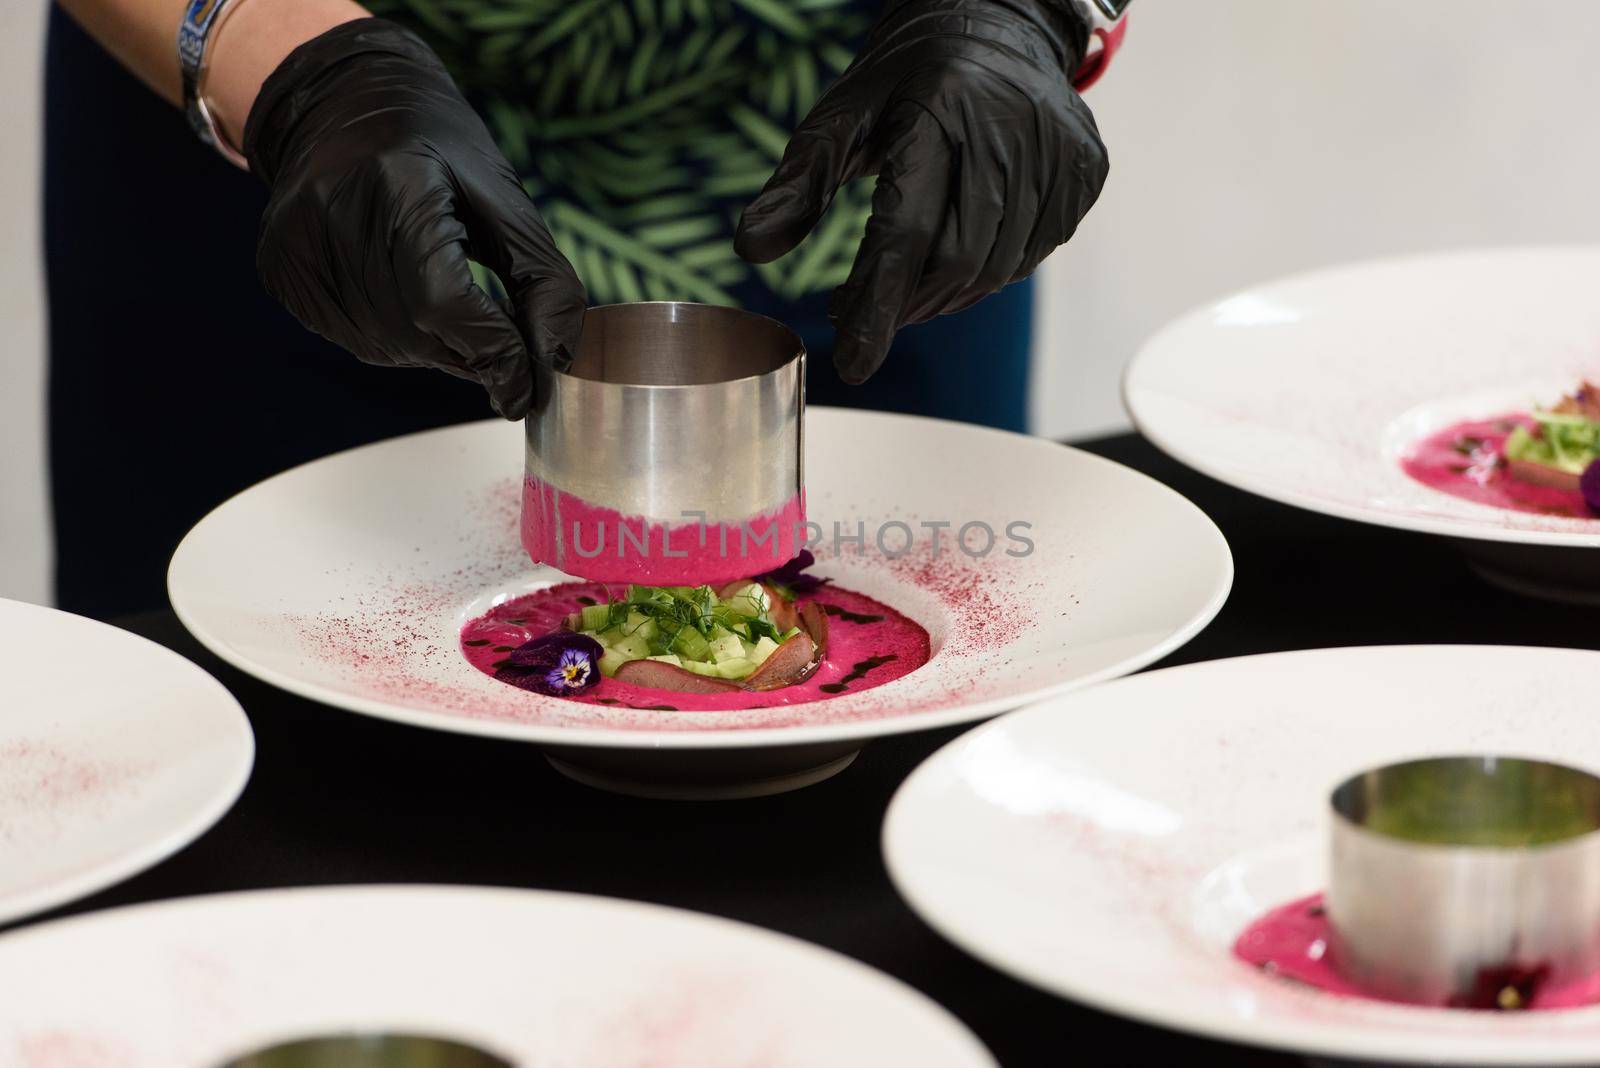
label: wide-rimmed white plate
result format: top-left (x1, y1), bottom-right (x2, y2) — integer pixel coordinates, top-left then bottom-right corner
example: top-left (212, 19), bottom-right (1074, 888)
top-left (168, 408), bottom-right (1230, 797)
top-left (0, 598), bottom-right (252, 926)
top-left (884, 645), bottom-right (1600, 1065)
top-left (1126, 247), bottom-right (1600, 548)
top-left (0, 884), bottom-right (994, 1067)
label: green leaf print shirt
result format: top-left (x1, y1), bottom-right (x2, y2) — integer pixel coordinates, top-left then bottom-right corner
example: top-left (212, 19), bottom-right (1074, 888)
top-left (368, 0), bottom-right (878, 308)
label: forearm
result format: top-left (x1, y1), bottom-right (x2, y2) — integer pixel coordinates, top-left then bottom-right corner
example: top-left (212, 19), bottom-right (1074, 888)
top-left (56, 0), bottom-right (367, 147)
top-left (57, 0), bottom-right (189, 104)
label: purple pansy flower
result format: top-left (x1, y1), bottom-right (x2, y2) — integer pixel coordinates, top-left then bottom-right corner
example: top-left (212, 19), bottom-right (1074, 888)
top-left (496, 632), bottom-right (604, 696)
top-left (755, 549), bottom-right (829, 596)
top-left (1582, 459), bottom-right (1600, 517)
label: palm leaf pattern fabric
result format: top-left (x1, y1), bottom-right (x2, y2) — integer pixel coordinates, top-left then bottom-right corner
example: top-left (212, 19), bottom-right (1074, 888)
top-left (368, 0), bottom-right (877, 306)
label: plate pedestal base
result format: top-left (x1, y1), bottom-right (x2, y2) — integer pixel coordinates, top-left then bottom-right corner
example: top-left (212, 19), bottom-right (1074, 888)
top-left (1456, 540), bottom-right (1600, 605)
top-left (542, 741), bottom-right (863, 800)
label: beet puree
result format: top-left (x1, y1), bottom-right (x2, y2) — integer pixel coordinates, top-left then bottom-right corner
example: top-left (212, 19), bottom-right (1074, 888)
top-left (1234, 892), bottom-right (1600, 1010)
top-left (1400, 414), bottom-right (1594, 518)
top-left (521, 477), bottom-right (807, 586)
top-left (461, 582), bottom-right (930, 711)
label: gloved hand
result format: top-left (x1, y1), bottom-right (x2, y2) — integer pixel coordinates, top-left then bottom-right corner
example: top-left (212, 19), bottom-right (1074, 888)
top-left (735, 0), bottom-right (1108, 384)
top-left (244, 19), bottom-right (585, 420)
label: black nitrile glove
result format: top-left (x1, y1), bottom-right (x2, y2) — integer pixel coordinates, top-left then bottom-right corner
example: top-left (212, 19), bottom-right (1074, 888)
top-left (735, 0), bottom-right (1108, 384)
top-left (244, 19), bottom-right (585, 420)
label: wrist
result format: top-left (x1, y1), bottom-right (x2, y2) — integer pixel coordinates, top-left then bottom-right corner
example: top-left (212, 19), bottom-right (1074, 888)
top-left (1067, 0), bottom-right (1129, 91)
top-left (242, 18), bottom-right (451, 183)
top-left (204, 0), bottom-right (368, 153)
top-left (878, 0), bottom-right (1091, 79)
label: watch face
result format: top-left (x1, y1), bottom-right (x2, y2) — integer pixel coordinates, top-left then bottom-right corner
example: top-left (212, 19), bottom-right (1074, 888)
top-left (1094, 0), bottom-right (1132, 17)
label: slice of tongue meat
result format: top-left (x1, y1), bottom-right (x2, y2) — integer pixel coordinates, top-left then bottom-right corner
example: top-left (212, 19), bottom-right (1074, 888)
top-left (1508, 458), bottom-right (1582, 493)
top-left (612, 659), bottom-right (744, 694)
top-left (745, 600), bottom-right (829, 692)
top-left (743, 630), bottom-right (818, 691)
top-left (798, 600), bottom-right (829, 651)
top-left (766, 589), bottom-right (800, 633)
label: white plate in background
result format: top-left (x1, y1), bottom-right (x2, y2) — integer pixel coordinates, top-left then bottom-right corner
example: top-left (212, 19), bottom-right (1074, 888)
top-left (1126, 247), bottom-right (1600, 547)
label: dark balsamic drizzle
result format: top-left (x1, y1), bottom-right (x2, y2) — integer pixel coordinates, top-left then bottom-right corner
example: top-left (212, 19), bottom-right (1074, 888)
top-left (593, 697), bottom-right (679, 712)
top-left (463, 639), bottom-right (491, 647)
top-left (823, 603), bottom-right (884, 625)
top-left (819, 654), bottom-right (899, 694)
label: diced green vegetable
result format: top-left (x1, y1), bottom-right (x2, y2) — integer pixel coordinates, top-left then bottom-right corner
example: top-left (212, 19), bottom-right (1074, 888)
top-left (1505, 412), bottom-right (1600, 473)
top-left (573, 580), bottom-right (790, 682)
top-left (722, 583), bottom-right (769, 617)
top-left (709, 633), bottom-right (745, 663)
top-left (669, 627), bottom-right (712, 661)
top-left (612, 633), bottom-right (652, 660)
top-left (711, 658), bottom-right (754, 679)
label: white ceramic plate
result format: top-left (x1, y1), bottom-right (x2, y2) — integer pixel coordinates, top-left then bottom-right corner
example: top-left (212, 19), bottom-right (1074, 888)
top-left (0, 598), bottom-right (252, 926)
top-left (0, 884), bottom-right (995, 1067)
top-left (1126, 247), bottom-right (1600, 547)
top-left (884, 645), bottom-right (1600, 1065)
top-left (167, 409), bottom-right (1229, 790)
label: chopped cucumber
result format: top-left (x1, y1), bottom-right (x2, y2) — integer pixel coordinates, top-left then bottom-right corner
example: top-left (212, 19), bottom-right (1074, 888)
top-left (712, 658), bottom-right (755, 679)
top-left (724, 583), bottom-right (769, 617)
top-left (598, 648), bottom-right (629, 677)
top-left (569, 580), bottom-right (790, 686)
top-left (709, 634), bottom-right (746, 664)
top-left (670, 628), bottom-right (713, 662)
top-left (612, 634), bottom-right (652, 660)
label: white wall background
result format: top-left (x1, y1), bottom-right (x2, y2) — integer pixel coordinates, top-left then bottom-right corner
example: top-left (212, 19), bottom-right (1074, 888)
top-left (0, 3), bottom-right (48, 607)
top-left (1032, 0), bottom-right (1600, 438)
top-left (4, 1), bottom-right (1600, 604)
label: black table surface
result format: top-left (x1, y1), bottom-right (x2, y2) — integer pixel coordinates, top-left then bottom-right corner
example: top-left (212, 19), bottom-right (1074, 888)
top-left (15, 432), bottom-right (1600, 1068)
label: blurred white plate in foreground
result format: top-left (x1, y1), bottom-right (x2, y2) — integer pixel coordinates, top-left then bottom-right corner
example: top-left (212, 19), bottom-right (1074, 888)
top-left (0, 598), bottom-right (252, 926)
top-left (0, 884), bottom-right (994, 1068)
